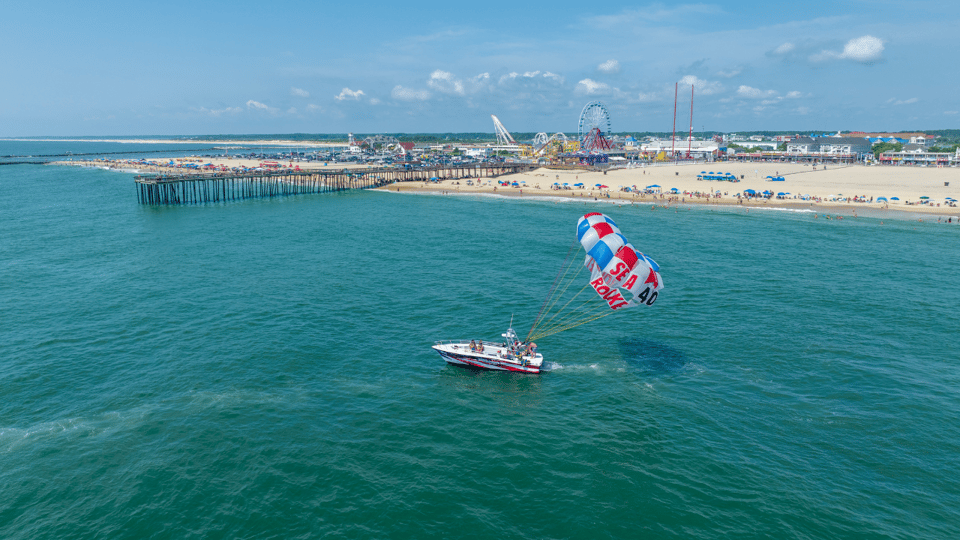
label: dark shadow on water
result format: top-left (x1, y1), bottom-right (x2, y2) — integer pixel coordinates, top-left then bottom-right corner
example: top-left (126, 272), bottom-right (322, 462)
top-left (618, 338), bottom-right (687, 375)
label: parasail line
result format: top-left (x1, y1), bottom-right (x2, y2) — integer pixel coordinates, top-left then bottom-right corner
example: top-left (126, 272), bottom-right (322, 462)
top-left (528, 242), bottom-right (582, 339)
top-left (530, 310), bottom-right (619, 341)
top-left (528, 253), bottom-right (588, 338)
top-left (533, 295), bottom-right (610, 339)
top-left (531, 279), bottom-right (591, 337)
top-left (534, 291), bottom-right (611, 337)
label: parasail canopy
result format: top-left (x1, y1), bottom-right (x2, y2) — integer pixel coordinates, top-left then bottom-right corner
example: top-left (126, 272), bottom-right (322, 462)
top-left (527, 212), bottom-right (663, 341)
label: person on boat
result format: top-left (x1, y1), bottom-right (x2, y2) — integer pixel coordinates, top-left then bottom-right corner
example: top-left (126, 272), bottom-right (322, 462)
top-left (469, 340), bottom-right (477, 352)
top-left (477, 341), bottom-right (484, 353)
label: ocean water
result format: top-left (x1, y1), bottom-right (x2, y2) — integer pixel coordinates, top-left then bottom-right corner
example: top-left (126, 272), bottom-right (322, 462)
top-left (2, 142), bottom-right (960, 539)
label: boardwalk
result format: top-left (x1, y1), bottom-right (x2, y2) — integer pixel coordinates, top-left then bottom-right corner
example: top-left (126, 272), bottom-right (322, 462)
top-left (135, 163), bottom-right (532, 205)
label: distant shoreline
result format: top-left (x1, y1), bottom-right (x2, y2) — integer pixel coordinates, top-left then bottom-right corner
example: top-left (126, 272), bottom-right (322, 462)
top-left (4, 138), bottom-right (346, 147)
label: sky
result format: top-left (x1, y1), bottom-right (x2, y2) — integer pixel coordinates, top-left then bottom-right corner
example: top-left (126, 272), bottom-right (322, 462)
top-left (2, 0), bottom-right (957, 136)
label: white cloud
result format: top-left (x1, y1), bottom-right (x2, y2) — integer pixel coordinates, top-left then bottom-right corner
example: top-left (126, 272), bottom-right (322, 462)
top-left (197, 106), bottom-right (241, 117)
top-left (774, 43), bottom-right (795, 54)
top-left (428, 70), bottom-right (465, 95)
top-left (945, 111), bottom-right (959, 115)
top-left (785, 91), bottom-right (805, 99)
top-left (737, 85), bottom-right (777, 99)
top-left (246, 100), bottom-right (270, 110)
top-left (499, 70), bottom-right (557, 84)
top-left (287, 107), bottom-right (297, 114)
top-left (887, 97), bottom-right (918, 105)
top-left (290, 87), bottom-right (309, 97)
top-left (717, 68), bottom-right (741, 78)
top-left (679, 75), bottom-right (723, 95)
top-left (335, 88), bottom-right (365, 101)
top-left (576, 78), bottom-right (611, 95)
top-left (369, 98), bottom-right (381, 105)
top-left (425, 70), bottom-right (491, 96)
top-left (794, 107), bottom-right (811, 115)
top-left (391, 85), bottom-right (431, 101)
top-left (598, 59), bottom-right (620, 74)
top-left (306, 104), bottom-right (322, 113)
top-left (812, 35), bottom-right (884, 63)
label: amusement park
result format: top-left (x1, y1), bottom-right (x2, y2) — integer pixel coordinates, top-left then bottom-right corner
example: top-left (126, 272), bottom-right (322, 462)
top-left (338, 84), bottom-right (722, 169)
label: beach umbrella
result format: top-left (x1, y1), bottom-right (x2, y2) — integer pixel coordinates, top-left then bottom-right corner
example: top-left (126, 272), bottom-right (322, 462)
top-left (670, 187), bottom-right (679, 193)
top-left (575, 183), bottom-right (584, 186)
top-left (763, 190), bottom-right (772, 195)
top-left (563, 183), bottom-right (569, 186)
top-left (891, 197), bottom-right (900, 200)
top-left (920, 196), bottom-right (929, 199)
top-left (777, 192), bottom-right (786, 196)
top-left (701, 171), bottom-right (706, 174)
top-left (553, 182), bottom-right (559, 185)
top-left (876, 197), bottom-right (888, 202)
top-left (648, 184), bottom-right (661, 188)
top-left (744, 189), bottom-right (756, 194)
top-left (600, 185), bottom-right (609, 189)
top-left (595, 183), bottom-right (602, 187)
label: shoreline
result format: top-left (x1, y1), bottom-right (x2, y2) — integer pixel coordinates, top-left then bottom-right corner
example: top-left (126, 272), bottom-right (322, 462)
top-left (384, 175), bottom-right (960, 219)
top-left (52, 157), bottom-right (960, 221)
top-left (380, 185), bottom-right (960, 223)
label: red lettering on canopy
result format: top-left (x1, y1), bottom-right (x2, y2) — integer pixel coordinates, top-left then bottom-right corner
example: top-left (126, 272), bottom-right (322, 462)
top-left (604, 290), bottom-right (625, 308)
top-left (623, 274), bottom-right (638, 289)
top-left (609, 301), bottom-right (630, 310)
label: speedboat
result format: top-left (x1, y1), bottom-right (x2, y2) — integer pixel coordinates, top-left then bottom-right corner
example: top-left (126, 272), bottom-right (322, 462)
top-left (433, 327), bottom-right (543, 374)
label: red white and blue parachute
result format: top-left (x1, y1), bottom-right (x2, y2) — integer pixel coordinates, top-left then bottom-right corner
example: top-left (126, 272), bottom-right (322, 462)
top-left (577, 212), bottom-right (663, 310)
top-left (526, 212), bottom-right (663, 341)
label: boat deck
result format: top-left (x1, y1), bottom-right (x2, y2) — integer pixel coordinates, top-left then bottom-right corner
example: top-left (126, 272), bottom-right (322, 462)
top-left (432, 340), bottom-right (543, 374)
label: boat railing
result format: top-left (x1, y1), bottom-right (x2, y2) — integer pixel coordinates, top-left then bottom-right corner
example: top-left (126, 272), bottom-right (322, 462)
top-left (434, 339), bottom-right (505, 347)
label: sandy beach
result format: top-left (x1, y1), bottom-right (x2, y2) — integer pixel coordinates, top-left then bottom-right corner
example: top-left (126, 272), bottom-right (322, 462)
top-left (391, 162), bottom-right (960, 218)
top-left (57, 156), bottom-right (960, 219)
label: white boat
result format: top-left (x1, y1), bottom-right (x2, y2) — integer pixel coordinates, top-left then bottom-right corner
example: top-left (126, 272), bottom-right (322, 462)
top-left (432, 327), bottom-right (543, 374)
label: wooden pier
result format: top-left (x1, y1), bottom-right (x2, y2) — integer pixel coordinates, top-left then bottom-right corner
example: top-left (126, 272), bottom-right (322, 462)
top-left (135, 163), bottom-right (533, 205)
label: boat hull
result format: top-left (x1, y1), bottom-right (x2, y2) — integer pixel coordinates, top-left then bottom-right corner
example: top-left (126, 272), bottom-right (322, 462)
top-left (433, 344), bottom-right (541, 374)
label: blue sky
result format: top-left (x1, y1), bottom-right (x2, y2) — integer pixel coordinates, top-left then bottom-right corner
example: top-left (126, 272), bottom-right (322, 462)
top-left (2, 0), bottom-right (957, 136)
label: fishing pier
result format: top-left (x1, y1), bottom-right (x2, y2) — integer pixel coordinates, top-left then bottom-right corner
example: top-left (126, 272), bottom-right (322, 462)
top-left (135, 163), bottom-right (532, 205)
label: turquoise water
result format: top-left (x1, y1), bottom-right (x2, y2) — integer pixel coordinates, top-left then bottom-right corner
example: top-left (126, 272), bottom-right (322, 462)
top-left (2, 144), bottom-right (960, 538)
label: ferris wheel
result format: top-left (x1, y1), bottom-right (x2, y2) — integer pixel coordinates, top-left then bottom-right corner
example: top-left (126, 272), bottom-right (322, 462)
top-left (578, 101), bottom-right (611, 141)
top-left (578, 101), bottom-right (612, 151)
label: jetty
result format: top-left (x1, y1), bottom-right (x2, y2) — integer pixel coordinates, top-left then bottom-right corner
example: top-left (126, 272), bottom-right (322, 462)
top-left (135, 163), bottom-right (533, 205)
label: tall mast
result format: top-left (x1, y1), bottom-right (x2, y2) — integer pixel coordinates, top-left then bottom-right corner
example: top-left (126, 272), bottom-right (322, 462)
top-left (671, 82), bottom-right (678, 158)
top-left (688, 85), bottom-right (695, 158)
